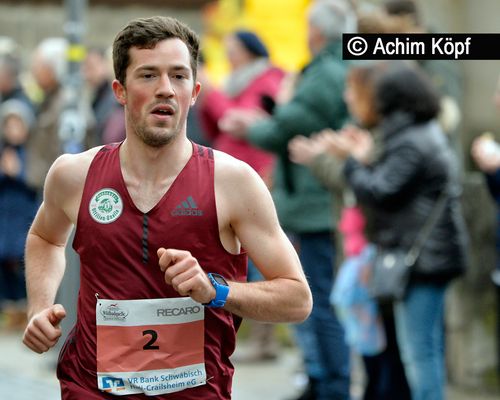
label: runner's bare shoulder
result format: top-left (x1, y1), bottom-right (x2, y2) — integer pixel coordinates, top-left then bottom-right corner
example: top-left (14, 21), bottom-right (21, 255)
top-left (212, 149), bottom-right (271, 219)
top-left (212, 149), bottom-right (256, 180)
top-left (45, 146), bottom-right (104, 204)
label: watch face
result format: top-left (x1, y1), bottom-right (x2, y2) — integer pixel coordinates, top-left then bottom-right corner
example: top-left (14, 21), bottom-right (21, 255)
top-left (212, 274), bottom-right (227, 285)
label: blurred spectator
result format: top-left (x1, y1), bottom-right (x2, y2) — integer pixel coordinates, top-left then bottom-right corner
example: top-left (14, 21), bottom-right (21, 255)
top-left (26, 37), bottom-right (68, 194)
top-left (199, 29), bottom-right (283, 184)
top-left (0, 99), bottom-right (38, 330)
top-left (323, 61), bottom-right (467, 400)
top-left (355, 1), bottom-right (462, 148)
top-left (471, 111), bottom-right (500, 287)
top-left (198, 29), bottom-right (285, 362)
top-left (186, 53), bottom-right (210, 146)
top-left (0, 36), bottom-right (17, 56)
top-left (383, 0), bottom-right (462, 96)
top-left (355, 3), bottom-right (415, 35)
top-left (219, 1), bottom-right (356, 398)
top-left (471, 73), bottom-right (500, 377)
top-left (0, 37), bottom-right (34, 111)
top-left (82, 47), bottom-right (125, 145)
top-left (382, 0), bottom-right (463, 138)
top-left (383, 0), bottom-right (422, 27)
top-left (288, 61), bottom-right (411, 400)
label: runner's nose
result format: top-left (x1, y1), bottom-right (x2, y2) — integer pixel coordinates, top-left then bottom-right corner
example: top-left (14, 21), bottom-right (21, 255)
top-left (156, 74), bottom-right (175, 98)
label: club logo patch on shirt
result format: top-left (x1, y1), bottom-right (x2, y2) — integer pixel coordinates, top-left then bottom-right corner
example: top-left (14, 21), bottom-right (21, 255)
top-left (89, 188), bottom-right (123, 224)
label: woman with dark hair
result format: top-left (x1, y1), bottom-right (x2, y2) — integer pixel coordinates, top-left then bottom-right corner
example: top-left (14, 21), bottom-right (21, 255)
top-left (328, 61), bottom-right (467, 400)
top-left (375, 61), bottom-right (441, 122)
top-left (289, 61), bottom-right (412, 400)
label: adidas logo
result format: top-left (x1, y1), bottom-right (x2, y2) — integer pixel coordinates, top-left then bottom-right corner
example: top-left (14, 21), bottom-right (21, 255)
top-left (171, 196), bottom-right (204, 217)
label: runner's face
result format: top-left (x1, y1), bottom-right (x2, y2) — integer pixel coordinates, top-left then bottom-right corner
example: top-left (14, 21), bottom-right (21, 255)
top-left (114, 38), bottom-right (200, 147)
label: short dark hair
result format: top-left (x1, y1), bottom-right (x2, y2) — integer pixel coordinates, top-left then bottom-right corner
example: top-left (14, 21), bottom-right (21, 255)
top-left (383, 0), bottom-right (421, 27)
top-left (375, 61), bottom-right (440, 122)
top-left (112, 16), bottom-right (200, 85)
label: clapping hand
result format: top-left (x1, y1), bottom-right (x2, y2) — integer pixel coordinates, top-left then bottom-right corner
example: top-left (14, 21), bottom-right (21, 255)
top-left (288, 134), bottom-right (328, 166)
top-left (337, 125), bottom-right (374, 165)
top-left (471, 134), bottom-right (500, 173)
top-left (219, 108), bottom-right (268, 139)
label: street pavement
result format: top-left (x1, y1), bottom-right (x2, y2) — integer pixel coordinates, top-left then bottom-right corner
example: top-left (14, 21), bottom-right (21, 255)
top-left (0, 329), bottom-right (303, 400)
top-left (0, 329), bottom-right (498, 400)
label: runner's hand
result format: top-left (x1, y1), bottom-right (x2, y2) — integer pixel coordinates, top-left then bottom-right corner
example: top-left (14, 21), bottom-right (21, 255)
top-left (23, 304), bottom-right (66, 354)
top-left (157, 248), bottom-right (216, 304)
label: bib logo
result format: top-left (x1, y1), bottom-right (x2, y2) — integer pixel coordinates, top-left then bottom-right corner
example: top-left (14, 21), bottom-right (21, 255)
top-left (101, 376), bottom-right (126, 392)
top-left (101, 303), bottom-right (129, 321)
top-left (89, 188), bottom-right (123, 224)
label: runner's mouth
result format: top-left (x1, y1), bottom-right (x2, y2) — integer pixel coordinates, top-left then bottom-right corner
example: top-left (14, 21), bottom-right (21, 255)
top-left (151, 104), bottom-right (175, 116)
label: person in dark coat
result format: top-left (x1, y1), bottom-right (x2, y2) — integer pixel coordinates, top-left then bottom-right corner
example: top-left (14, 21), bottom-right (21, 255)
top-left (322, 61), bottom-right (468, 400)
top-left (220, 1), bottom-right (357, 398)
top-left (0, 99), bottom-right (38, 329)
top-left (288, 62), bottom-right (412, 400)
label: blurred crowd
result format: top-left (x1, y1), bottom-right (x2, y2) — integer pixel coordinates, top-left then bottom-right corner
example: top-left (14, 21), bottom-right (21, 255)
top-left (0, 0), bottom-right (499, 399)
top-left (0, 34), bottom-right (126, 332)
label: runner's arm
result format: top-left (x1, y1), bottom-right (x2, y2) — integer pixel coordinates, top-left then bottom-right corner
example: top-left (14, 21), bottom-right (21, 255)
top-left (216, 158), bottom-right (312, 323)
top-left (23, 154), bottom-right (85, 353)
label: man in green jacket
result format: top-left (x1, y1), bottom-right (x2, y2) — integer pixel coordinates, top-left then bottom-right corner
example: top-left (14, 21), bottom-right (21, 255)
top-left (222, 1), bottom-right (355, 398)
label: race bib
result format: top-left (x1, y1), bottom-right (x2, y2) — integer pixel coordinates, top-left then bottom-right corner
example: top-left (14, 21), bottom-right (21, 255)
top-left (96, 297), bottom-right (206, 396)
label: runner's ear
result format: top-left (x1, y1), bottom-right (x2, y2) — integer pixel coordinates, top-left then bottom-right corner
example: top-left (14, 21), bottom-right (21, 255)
top-left (112, 79), bottom-right (126, 105)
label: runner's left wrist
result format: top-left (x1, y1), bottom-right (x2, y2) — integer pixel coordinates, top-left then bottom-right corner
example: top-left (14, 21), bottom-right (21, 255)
top-left (203, 273), bottom-right (229, 308)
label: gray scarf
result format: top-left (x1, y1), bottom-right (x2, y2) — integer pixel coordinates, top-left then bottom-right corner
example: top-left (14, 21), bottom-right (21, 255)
top-left (223, 58), bottom-right (270, 98)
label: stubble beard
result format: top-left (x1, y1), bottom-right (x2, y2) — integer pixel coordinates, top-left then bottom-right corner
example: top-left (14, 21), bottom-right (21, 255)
top-left (131, 117), bottom-right (180, 148)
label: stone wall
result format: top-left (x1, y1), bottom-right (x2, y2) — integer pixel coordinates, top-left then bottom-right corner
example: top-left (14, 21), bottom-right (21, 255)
top-left (1, 0), bottom-right (500, 392)
top-left (0, 4), bottom-right (203, 61)
top-left (448, 173), bottom-right (499, 391)
top-left (419, 0), bottom-right (500, 165)
top-left (417, 0), bottom-right (500, 391)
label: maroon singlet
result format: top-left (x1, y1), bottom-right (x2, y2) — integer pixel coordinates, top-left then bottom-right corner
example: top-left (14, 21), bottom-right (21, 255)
top-left (57, 142), bottom-right (247, 399)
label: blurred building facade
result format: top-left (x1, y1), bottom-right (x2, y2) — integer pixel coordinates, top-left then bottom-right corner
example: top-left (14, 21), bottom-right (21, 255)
top-left (418, 0), bottom-right (500, 392)
top-left (0, 0), bottom-right (499, 394)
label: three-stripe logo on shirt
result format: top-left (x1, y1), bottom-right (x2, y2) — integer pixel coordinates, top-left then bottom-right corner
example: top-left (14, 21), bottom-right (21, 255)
top-left (171, 196), bottom-right (204, 217)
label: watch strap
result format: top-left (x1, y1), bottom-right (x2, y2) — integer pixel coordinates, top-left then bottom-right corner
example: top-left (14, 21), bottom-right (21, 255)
top-left (204, 273), bottom-right (229, 308)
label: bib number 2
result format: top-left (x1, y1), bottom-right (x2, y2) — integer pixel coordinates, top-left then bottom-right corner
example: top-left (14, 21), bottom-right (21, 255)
top-left (96, 297), bottom-right (206, 396)
top-left (143, 329), bottom-right (160, 350)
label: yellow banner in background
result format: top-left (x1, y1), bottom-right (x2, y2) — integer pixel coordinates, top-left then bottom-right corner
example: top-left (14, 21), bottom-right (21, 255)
top-left (244, 0), bottom-right (311, 72)
top-left (202, 0), bottom-right (311, 85)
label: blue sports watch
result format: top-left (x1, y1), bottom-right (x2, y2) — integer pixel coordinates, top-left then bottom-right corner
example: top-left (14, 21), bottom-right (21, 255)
top-left (204, 273), bottom-right (230, 308)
